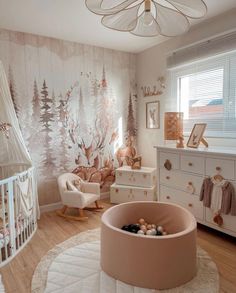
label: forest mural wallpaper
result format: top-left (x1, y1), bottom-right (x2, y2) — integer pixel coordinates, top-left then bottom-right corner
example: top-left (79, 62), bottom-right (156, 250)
top-left (0, 29), bottom-right (137, 205)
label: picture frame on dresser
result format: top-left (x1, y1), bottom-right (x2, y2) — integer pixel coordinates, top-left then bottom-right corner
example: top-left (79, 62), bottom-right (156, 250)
top-left (146, 101), bottom-right (160, 129)
top-left (187, 123), bottom-right (207, 148)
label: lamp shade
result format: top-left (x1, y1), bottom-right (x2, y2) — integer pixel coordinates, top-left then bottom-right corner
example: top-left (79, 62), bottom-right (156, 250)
top-left (85, 0), bottom-right (207, 37)
top-left (164, 112), bottom-right (183, 140)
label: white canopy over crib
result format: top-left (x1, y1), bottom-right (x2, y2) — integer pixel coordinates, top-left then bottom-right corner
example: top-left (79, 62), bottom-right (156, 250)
top-left (0, 61), bottom-right (32, 180)
top-left (0, 60), bottom-right (39, 266)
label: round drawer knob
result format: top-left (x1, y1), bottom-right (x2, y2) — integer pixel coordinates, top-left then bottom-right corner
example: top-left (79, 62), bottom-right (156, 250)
top-left (188, 162), bottom-right (193, 166)
top-left (188, 181), bottom-right (192, 185)
top-left (188, 203), bottom-right (193, 207)
top-left (164, 159), bottom-right (172, 170)
top-left (216, 166), bottom-right (221, 171)
top-left (166, 196), bottom-right (170, 199)
top-left (166, 176), bottom-right (170, 180)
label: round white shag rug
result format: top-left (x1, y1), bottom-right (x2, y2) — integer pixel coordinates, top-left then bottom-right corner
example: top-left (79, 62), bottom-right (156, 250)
top-left (31, 229), bottom-right (219, 293)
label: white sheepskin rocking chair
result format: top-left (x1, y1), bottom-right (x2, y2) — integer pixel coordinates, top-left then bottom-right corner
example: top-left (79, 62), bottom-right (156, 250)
top-left (57, 173), bottom-right (103, 221)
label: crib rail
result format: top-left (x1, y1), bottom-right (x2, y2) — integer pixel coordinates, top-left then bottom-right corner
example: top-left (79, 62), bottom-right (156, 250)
top-left (0, 167), bottom-right (37, 266)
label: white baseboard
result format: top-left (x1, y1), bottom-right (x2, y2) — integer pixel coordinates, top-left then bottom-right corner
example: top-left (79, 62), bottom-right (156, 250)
top-left (40, 202), bottom-right (63, 213)
top-left (40, 192), bottom-right (110, 213)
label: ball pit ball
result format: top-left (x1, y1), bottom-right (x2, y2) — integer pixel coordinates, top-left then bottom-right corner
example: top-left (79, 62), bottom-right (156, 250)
top-left (146, 230), bottom-right (153, 236)
top-left (121, 225), bottom-right (129, 232)
top-left (157, 226), bottom-right (164, 233)
top-left (151, 228), bottom-right (157, 235)
top-left (138, 218), bottom-right (145, 225)
top-left (121, 219), bottom-right (168, 237)
top-left (137, 230), bottom-right (145, 235)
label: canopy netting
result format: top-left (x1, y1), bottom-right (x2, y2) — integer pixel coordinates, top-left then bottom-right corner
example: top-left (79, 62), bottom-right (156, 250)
top-left (0, 61), bottom-right (32, 180)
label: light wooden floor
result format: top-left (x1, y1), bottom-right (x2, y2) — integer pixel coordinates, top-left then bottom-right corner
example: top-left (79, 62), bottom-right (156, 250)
top-left (0, 200), bottom-right (235, 293)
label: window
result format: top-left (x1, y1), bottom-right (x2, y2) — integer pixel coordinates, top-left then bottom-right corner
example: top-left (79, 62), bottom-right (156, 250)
top-left (170, 51), bottom-right (236, 138)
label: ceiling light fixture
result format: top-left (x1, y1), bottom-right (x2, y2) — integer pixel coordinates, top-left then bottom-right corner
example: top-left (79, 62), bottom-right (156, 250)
top-left (85, 0), bottom-right (207, 37)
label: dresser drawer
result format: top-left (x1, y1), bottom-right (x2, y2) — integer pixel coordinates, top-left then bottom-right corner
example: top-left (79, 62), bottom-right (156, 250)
top-left (110, 184), bottom-right (156, 204)
top-left (159, 152), bottom-right (179, 170)
top-left (206, 158), bottom-right (235, 180)
top-left (180, 155), bottom-right (204, 175)
top-left (205, 209), bottom-right (236, 233)
top-left (160, 169), bottom-right (203, 195)
top-left (160, 185), bottom-right (204, 220)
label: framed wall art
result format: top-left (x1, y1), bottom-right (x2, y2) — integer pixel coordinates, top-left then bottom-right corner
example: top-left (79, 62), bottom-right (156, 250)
top-left (146, 101), bottom-right (160, 129)
top-left (187, 123), bottom-right (207, 148)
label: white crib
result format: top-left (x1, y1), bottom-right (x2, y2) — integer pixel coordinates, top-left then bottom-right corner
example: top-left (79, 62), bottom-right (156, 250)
top-left (0, 167), bottom-right (38, 267)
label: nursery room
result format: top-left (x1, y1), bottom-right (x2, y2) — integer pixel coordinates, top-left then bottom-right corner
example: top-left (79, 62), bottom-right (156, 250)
top-left (0, 0), bottom-right (236, 292)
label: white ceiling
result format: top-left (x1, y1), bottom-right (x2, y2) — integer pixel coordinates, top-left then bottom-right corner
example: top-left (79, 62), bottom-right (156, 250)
top-left (0, 0), bottom-right (236, 53)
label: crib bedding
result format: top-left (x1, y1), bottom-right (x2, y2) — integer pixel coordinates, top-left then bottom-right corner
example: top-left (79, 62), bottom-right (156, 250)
top-left (0, 218), bottom-right (32, 248)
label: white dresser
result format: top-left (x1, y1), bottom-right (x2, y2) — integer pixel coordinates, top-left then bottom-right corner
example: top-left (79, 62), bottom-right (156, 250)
top-left (110, 166), bottom-right (156, 204)
top-left (155, 145), bottom-right (236, 237)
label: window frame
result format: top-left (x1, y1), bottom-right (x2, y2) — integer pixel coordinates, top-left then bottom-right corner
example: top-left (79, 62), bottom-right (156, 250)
top-left (170, 51), bottom-right (236, 138)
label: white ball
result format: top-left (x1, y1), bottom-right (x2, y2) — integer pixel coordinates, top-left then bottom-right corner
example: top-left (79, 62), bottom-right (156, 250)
top-left (140, 225), bottom-right (147, 233)
top-left (137, 230), bottom-right (145, 235)
top-left (146, 230), bottom-right (153, 236)
top-left (150, 228), bottom-right (157, 235)
top-left (157, 226), bottom-right (163, 233)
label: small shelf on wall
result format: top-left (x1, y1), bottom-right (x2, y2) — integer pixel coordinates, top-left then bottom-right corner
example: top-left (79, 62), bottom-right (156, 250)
top-left (141, 77), bottom-right (165, 97)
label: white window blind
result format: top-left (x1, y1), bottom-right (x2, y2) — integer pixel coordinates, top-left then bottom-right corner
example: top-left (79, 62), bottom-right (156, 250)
top-left (168, 48), bottom-right (236, 138)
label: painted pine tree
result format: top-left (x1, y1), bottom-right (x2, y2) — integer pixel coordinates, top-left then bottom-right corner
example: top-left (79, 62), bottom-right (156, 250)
top-left (8, 66), bottom-right (19, 117)
top-left (96, 67), bottom-right (110, 129)
top-left (91, 76), bottom-right (100, 98)
top-left (57, 95), bottom-right (70, 171)
top-left (28, 79), bottom-right (41, 151)
top-left (32, 79), bottom-right (41, 118)
top-left (78, 87), bottom-right (87, 135)
top-left (126, 93), bottom-right (137, 138)
top-left (93, 66), bottom-right (116, 168)
top-left (40, 80), bottom-right (54, 130)
top-left (40, 80), bottom-right (56, 177)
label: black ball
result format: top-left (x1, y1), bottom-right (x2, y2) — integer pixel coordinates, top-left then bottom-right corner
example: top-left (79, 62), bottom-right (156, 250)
top-left (156, 230), bottom-right (163, 236)
top-left (130, 228), bottom-right (138, 234)
top-left (130, 224), bottom-right (140, 232)
top-left (121, 225), bottom-right (129, 231)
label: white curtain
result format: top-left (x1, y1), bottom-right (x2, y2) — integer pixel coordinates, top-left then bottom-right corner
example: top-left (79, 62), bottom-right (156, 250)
top-left (0, 60), bottom-right (32, 179)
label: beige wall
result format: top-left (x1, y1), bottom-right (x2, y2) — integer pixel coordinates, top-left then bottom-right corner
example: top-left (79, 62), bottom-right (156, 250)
top-left (137, 9), bottom-right (236, 168)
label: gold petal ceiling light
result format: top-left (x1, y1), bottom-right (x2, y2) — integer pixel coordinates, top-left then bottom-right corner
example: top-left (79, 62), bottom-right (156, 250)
top-left (85, 0), bottom-right (207, 37)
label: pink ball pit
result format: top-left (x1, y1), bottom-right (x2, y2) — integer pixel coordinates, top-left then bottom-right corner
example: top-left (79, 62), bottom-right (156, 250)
top-left (101, 201), bottom-right (197, 290)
